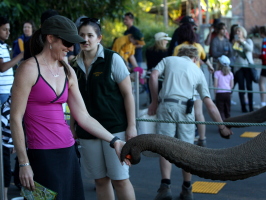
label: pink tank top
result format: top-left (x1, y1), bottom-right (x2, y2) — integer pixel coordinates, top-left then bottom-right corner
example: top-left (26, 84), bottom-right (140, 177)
top-left (24, 57), bottom-right (75, 149)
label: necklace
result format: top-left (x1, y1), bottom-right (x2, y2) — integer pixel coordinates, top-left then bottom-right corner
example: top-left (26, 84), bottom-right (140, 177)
top-left (42, 56), bottom-right (59, 77)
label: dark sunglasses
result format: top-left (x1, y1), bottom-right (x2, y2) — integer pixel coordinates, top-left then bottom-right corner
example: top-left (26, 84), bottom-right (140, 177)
top-left (80, 17), bottom-right (101, 30)
top-left (54, 36), bottom-right (74, 48)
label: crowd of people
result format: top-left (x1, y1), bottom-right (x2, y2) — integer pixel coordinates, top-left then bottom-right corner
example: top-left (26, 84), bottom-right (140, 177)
top-left (0, 9), bottom-right (265, 200)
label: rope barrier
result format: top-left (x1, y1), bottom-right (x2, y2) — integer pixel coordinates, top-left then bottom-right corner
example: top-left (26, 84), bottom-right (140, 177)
top-left (208, 87), bottom-right (266, 94)
top-left (135, 118), bottom-right (266, 127)
top-left (63, 112), bottom-right (266, 127)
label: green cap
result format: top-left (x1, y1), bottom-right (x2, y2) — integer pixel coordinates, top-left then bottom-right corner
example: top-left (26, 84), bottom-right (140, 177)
top-left (41, 15), bottom-right (85, 44)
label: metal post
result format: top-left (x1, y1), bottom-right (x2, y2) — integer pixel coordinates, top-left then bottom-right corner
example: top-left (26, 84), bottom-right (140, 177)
top-left (163, 0), bottom-right (168, 28)
top-left (206, 0), bottom-right (209, 24)
top-left (198, 0), bottom-right (202, 26)
top-left (0, 100), bottom-right (5, 200)
top-left (134, 72), bottom-right (139, 118)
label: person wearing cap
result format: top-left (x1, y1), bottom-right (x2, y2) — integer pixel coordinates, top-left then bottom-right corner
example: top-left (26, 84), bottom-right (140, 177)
top-left (167, 15), bottom-right (199, 56)
top-left (112, 28), bottom-right (145, 69)
top-left (70, 17), bottom-right (136, 200)
top-left (67, 15), bottom-right (88, 62)
top-left (10, 15), bottom-right (131, 200)
top-left (214, 55), bottom-right (234, 120)
top-left (10, 9), bottom-right (60, 191)
top-left (146, 32), bottom-right (171, 71)
top-left (146, 32), bottom-right (171, 102)
top-left (148, 45), bottom-right (232, 200)
top-left (123, 12), bottom-right (145, 67)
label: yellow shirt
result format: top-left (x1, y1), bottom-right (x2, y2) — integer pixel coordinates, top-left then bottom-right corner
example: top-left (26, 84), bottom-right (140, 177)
top-left (173, 41), bottom-right (206, 67)
top-left (112, 35), bottom-right (135, 62)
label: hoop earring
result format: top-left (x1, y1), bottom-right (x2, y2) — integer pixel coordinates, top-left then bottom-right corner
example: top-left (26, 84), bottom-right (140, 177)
top-left (50, 44), bottom-right (52, 50)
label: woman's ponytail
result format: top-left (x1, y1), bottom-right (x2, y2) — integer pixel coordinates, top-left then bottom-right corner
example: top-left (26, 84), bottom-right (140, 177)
top-left (30, 29), bottom-right (44, 56)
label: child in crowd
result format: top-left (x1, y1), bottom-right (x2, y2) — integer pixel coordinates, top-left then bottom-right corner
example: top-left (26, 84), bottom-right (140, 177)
top-left (214, 55), bottom-right (234, 120)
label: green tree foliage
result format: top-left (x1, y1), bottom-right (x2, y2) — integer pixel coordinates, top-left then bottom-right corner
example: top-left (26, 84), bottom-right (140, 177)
top-left (0, 0), bottom-right (128, 42)
top-left (101, 0), bottom-right (177, 49)
top-left (0, 0), bottom-right (231, 53)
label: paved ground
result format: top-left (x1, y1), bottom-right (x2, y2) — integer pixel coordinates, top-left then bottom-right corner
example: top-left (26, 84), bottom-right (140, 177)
top-left (7, 66), bottom-right (266, 199)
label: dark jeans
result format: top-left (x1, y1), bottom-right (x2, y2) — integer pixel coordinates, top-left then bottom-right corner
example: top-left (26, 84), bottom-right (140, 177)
top-left (216, 93), bottom-right (231, 120)
top-left (235, 67), bottom-right (253, 112)
top-left (3, 146), bottom-right (11, 187)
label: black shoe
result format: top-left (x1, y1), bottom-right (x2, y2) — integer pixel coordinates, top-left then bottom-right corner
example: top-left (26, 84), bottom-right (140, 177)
top-left (179, 185), bottom-right (193, 200)
top-left (154, 183), bottom-right (172, 200)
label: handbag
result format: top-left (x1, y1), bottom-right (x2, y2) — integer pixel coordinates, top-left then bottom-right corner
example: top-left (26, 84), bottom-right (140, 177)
top-left (250, 66), bottom-right (259, 83)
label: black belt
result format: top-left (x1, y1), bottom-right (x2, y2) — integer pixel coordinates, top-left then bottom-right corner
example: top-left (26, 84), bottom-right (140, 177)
top-left (159, 98), bottom-right (187, 105)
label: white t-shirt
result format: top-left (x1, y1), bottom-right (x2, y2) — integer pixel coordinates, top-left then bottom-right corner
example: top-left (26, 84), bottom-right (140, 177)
top-left (0, 42), bottom-right (13, 94)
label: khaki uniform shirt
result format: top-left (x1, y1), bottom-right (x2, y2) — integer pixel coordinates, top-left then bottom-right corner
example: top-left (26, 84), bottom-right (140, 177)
top-left (154, 56), bottom-right (210, 101)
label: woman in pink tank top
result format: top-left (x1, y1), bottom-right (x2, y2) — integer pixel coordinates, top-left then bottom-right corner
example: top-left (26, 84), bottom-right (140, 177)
top-left (10, 15), bottom-right (130, 200)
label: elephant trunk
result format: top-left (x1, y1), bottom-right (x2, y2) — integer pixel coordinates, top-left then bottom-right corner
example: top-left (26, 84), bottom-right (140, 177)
top-left (121, 133), bottom-right (266, 181)
top-left (224, 106), bottom-right (266, 128)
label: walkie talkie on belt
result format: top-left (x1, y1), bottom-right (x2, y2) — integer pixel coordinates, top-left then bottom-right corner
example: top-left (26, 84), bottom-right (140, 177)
top-left (186, 85), bottom-right (194, 114)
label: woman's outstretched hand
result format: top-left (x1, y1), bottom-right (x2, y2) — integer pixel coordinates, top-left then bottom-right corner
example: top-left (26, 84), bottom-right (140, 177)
top-left (114, 140), bottom-right (132, 166)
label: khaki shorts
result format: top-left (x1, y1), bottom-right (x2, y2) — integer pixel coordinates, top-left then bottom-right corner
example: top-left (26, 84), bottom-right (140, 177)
top-left (156, 102), bottom-right (195, 144)
top-left (79, 131), bottom-right (129, 180)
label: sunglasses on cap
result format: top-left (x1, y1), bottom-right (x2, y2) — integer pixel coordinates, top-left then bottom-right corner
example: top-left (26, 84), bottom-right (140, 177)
top-left (54, 35), bottom-right (74, 48)
top-left (80, 17), bottom-right (101, 30)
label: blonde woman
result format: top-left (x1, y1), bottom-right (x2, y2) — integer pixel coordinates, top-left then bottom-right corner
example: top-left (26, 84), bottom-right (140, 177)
top-left (146, 32), bottom-right (171, 71)
top-left (232, 25), bottom-right (254, 112)
top-left (146, 32), bottom-right (171, 102)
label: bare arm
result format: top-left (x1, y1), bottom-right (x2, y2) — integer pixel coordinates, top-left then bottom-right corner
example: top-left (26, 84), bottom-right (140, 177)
top-left (203, 97), bottom-right (233, 137)
top-left (230, 78), bottom-right (234, 89)
top-left (0, 52), bottom-right (23, 72)
top-left (204, 59), bottom-right (214, 73)
top-left (67, 67), bottom-right (130, 164)
top-left (214, 77), bottom-right (218, 93)
top-left (128, 55), bottom-right (138, 68)
top-left (118, 76), bottom-right (137, 141)
top-left (148, 70), bottom-right (159, 115)
top-left (10, 59), bottom-right (37, 190)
